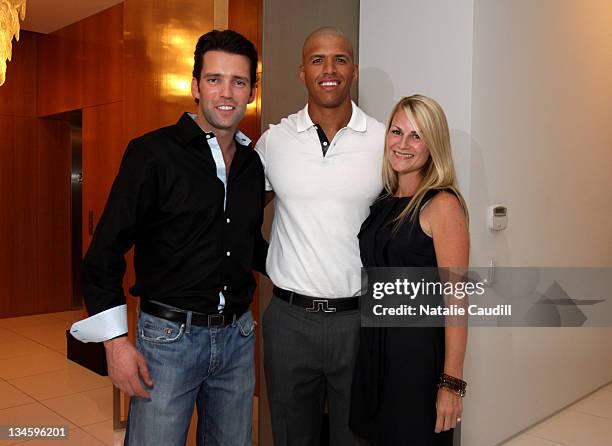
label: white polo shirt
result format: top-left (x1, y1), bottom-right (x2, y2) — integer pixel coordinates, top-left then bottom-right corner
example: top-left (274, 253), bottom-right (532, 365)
top-left (255, 101), bottom-right (385, 298)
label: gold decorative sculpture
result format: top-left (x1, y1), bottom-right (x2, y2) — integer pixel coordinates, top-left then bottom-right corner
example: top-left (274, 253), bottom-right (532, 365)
top-left (0, 0), bottom-right (27, 86)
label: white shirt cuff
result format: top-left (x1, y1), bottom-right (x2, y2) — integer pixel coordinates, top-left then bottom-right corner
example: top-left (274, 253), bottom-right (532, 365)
top-left (70, 304), bottom-right (128, 343)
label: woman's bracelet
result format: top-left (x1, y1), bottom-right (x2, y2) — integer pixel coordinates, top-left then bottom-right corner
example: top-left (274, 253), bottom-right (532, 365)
top-left (438, 373), bottom-right (467, 397)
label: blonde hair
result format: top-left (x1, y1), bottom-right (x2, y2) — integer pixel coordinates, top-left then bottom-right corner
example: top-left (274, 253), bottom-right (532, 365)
top-left (381, 94), bottom-right (468, 228)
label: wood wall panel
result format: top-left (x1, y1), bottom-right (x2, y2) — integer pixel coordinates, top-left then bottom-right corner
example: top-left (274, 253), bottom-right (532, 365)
top-left (36, 118), bottom-right (72, 313)
top-left (0, 116), bottom-right (71, 318)
top-left (13, 117), bottom-right (40, 315)
top-left (229, 0), bottom-right (261, 55)
top-left (0, 31), bottom-right (38, 118)
top-left (229, 0), bottom-right (263, 141)
top-left (0, 23), bottom-right (75, 318)
top-left (0, 116), bottom-right (16, 316)
top-left (36, 21), bottom-right (84, 116)
top-left (82, 5), bottom-right (123, 108)
top-left (0, 5), bottom-right (123, 318)
top-left (123, 0), bottom-right (215, 141)
top-left (214, 0), bottom-right (229, 29)
top-left (37, 4), bottom-right (123, 117)
top-left (83, 102), bottom-right (124, 250)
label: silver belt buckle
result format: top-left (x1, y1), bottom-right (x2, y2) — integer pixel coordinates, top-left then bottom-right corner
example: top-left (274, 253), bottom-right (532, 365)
top-left (208, 314), bottom-right (225, 327)
top-left (305, 299), bottom-right (337, 313)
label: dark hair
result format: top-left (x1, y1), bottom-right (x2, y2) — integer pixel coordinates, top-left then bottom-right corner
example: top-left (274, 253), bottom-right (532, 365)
top-left (193, 29), bottom-right (258, 85)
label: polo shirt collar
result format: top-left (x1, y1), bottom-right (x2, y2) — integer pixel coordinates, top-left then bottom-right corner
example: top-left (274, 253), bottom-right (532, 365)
top-left (296, 101), bottom-right (367, 133)
top-left (176, 112), bottom-right (252, 146)
top-left (233, 129), bottom-right (252, 146)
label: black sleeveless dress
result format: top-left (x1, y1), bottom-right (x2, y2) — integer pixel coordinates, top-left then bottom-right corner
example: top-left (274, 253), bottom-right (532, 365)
top-left (349, 190), bottom-right (453, 446)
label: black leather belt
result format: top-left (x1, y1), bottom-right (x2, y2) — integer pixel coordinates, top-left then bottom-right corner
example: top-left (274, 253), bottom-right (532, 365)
top-left (140, 300), bottom-right (242, 328)
top-left (273, 286), bottom-right (359, 313)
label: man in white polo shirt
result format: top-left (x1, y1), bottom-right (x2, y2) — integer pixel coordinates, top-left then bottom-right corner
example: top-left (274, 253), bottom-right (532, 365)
top-left (255, 27), bottom-right (384, 445)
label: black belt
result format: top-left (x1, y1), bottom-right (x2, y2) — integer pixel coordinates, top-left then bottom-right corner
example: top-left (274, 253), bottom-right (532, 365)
top-left (273, 286), bottom-right (359, 313)
top-left (140, 300), bottom-right (242, 328)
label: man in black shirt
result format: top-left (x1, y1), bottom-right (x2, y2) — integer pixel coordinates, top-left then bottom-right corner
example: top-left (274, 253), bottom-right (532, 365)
top-left (70, 30), bottom-right (266, 446)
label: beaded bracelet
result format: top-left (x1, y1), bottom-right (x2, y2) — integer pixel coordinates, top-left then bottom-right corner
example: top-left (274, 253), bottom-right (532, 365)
top-left (438, 373), bottom-right (467, 397)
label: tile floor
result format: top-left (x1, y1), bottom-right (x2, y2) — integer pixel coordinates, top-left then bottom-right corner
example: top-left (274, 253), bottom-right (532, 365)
top-left (0, 311), bottom-right (260, 446)
top-left (498, 382), bottom-right (612, 446)
top-left (1, 311), bottom-right (609, 445)
top-left (0, 310), bottom-right (119, 445)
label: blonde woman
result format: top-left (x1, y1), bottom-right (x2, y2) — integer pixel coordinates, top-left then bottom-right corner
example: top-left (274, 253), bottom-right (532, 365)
top-left (349, 95), bottom-right (469, 445)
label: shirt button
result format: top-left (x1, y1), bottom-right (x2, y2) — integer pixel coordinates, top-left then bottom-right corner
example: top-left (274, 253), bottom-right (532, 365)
top-left (206, 134), bottom-right (212, 139)
top-left (226, 218), bottom-right (231, 223)
top-left (223, 285), bottom-right (228, 291)
top-left (323, 141), bottom-right (328, 146)
top-left (226, 251), bottom-right (231, 256)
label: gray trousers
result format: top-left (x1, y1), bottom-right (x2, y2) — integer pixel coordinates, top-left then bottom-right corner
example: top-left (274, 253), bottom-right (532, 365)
top-left (262, 295), bottom-right (360, 446)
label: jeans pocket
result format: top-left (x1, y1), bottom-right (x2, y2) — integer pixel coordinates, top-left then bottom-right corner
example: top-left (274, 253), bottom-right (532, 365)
top-left (139, 313), bottom-right (185, 344)
top-left (237, 311), bottom-right (255, 337)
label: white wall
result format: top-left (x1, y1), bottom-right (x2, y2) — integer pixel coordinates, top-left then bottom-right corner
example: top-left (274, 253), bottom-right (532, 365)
top-left (470, 0), bottom-right (612, 268)
top-left (465, 2), bottom-right (612, 444)
top-left (360, 1), bottom-right (612, 445)
top-left (359, 0), bottom-right (474, 195)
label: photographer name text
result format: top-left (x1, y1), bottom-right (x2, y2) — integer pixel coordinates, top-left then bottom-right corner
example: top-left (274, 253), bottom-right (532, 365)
top-left (372, 303), bottom-right (512, 317)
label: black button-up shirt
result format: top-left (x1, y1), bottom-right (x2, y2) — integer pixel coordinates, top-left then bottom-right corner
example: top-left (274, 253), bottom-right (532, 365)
top-left (83, 113), bottom-right (267, 316)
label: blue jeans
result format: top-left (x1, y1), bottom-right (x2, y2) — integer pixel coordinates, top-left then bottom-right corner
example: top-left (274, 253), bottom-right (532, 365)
top-left (124, 308), bottom-right (256, 446)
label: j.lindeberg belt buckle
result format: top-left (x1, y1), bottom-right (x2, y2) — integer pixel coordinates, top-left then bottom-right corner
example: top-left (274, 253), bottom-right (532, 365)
top-left (305, 299), bottom-right (337, 313)
top-left (207, 314), bottom-right (225, 327)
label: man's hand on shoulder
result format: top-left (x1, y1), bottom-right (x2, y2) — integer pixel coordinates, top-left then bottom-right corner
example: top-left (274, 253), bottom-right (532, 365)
top-left (104, 336), bottom-right (153, 398)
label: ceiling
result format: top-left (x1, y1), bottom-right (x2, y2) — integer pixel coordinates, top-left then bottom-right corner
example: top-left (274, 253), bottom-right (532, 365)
top-left (21, 0), bottom-right (123, 34)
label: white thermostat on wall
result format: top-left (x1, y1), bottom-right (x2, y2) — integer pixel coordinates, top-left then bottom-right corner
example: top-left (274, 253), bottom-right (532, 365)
top-left (488, 205), bottom-right (507, 231)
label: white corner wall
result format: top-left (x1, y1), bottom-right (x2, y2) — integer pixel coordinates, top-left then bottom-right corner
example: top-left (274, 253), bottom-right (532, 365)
top-left (469, 0), bottom-right (612, 268)
top-left (359, 1), bottom-right (612, 445)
